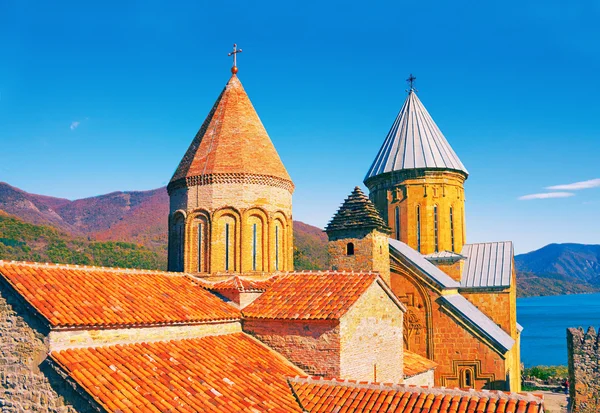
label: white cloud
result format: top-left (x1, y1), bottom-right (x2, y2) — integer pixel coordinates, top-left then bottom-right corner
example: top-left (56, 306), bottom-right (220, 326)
top-left (547, 178), bottom-right (600, 191)
top-left (70, 121), bottom-right (80, 131)
top-left (518, 192), bottom-right (575, 200)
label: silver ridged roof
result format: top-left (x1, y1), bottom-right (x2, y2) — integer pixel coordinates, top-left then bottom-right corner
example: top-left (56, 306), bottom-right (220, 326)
top-left (441, 294), bottom-right (515, 351)
top-left (389, 239), bottom-right (459, 289)
top-left (365, 90), bottom-right (468, 181)
top-left (388, 239), bottom-right (514, 352)
top-left (460, 242), bottom-right (513, 288)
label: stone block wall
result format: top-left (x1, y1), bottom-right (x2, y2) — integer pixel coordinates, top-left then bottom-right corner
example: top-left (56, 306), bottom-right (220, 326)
top-left (328, 230), bottom-right (390, 284)
top-left (568, 326), bottom-right (600, 413)
top-left (339, 282), bottom-right (404, 383)
top-left (0, 283), bottom-right (88, 412)
top-left (243, 319), bottom-right (340, 377)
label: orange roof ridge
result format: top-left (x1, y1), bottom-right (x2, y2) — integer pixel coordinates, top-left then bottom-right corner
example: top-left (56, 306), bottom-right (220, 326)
top-left (0, 259), bottom-right (192, 277)
top-left (287, 376), bottom-right (544, 403)
top-left (169, 74), bottom-right (293, 191)
top-left (0, 261), bottom-right (240, 328)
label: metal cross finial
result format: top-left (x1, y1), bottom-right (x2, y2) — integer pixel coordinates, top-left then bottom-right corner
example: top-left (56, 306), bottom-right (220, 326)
top-left (228, 43), bottom-right (242, 74)
top-left (406, 73), bottom-right (417, 93)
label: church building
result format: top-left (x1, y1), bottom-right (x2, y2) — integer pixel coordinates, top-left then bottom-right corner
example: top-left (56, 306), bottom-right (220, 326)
top-left (0, 50), bottom-right (540, 412)
top-left (325, 76), bottom-right (522, 390)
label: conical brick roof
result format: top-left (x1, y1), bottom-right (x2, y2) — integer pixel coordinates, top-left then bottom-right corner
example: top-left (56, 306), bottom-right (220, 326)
top-left (170, 75), bottom-right (293, 191)
top-left (325, 187), bottom-right (391, 234)
top-left (365, 90), bottom-right (468, 182)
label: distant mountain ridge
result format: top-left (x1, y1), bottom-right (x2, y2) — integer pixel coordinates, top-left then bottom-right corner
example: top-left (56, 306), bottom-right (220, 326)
top-left (0, 182), bottom-right (169, 250)
top-left (0, 182), bottom-right (328, 271)
top-left (515, 243), bottom-right (600, 284)
top-left (2, 182), bottom-right (599, 296)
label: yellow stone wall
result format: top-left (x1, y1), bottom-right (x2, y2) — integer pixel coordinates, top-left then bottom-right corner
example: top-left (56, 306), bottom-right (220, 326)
top-left (49, 321), bottom-right (242, 351)
top-left (339, 281), bottom-right (404, 383)
top-left (367, 170), bottom-right (466, 255)
top-left (168, 182), bottom-right (293, 274)
top-left (328, 230), bottom-right (391, 285)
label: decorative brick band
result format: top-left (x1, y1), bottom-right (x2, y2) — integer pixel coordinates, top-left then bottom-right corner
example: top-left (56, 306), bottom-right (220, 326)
top-left (168, 173), bottom-right (295, 194)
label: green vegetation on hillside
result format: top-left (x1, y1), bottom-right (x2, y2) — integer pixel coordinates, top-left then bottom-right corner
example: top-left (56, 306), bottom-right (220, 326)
top-left (523, 365), bottom-right (568, 380)
top-left (0, 214), bottom-right (166, 270)
top-left (517, 272), bottom-right (600, 298)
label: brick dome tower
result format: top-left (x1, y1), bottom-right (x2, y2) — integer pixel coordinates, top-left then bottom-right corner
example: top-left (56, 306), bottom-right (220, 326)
top-left (167, 73), bottom-right (294, 274)
top-left (364, 79), bottom-right (468, 255)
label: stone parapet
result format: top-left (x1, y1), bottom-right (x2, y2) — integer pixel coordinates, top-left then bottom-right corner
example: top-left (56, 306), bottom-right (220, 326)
top-left (568, 326), bottom-right (600, 413)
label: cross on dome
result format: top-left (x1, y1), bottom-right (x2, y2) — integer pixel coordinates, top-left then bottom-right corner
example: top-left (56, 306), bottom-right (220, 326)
top-left (228, 43), bottom-right (243, 74)
top-left (406, 73), bottom-right (417, 93)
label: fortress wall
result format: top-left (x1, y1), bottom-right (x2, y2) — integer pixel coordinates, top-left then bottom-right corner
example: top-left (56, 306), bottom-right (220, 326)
top-left (0, 283), bottom-right (90, 412)
top-left (568, 326), bottom-right (600, 413)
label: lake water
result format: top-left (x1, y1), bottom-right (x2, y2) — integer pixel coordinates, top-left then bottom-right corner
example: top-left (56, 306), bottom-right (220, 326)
top-left (518, 293), bottom-right (600, 367)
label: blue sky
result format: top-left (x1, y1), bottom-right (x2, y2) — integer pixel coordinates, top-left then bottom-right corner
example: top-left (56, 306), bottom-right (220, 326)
top-left (1, 1), bottom-right (599, 253)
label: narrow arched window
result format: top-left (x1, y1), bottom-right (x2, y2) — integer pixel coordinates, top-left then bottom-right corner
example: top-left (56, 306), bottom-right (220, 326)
top-left (275, 225), bottom-right (280, 270)
top-left (395, 206), bottom-right (400, 240)
top-left (461, 368), bottom-right (473, 388)
top-left (450, 207), bottom-right (455, 252)
top-left (416, 206), bottom-right (421, 252)
top-left (225, 223), bottom-right (230, 271)
top-left (197, 222), bottom-right (203, 272)
top-left (177, 221), bottom-right (184, 272)
top-left (347, 242), bottom-right (355, 256)
top-left (252, 223), bottom-right (257, 271)
top-left (434, 205), bottom-right (439, 253)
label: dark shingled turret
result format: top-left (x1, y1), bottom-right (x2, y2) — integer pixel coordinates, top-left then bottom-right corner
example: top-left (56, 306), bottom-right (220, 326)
top-left (325, 187), bottom-right (391, 235)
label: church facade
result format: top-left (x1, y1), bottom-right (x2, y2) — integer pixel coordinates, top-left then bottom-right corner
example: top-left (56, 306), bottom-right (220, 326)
top-left (0, 57), bottom-right (537, 412)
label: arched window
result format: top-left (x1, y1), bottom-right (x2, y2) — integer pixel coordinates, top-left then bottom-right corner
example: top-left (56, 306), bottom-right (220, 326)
top-left (275, 224), bottom-right (280, 271)
top-left (450, 207), bottom-right (455, 252)
top-left (252, 223), bottom-right (258, 271)
top-left (394, 206), bottom-right (400, 240)
top-left (347, 242), bottom-right (355, 256)
top-left (460, 368), bottom-right (474, 388)
top-left (416, 206), bottom-right (421, 252)
top-left (197, 222), bottom-right (203, 272)
top-left (434, 205), bottom-right (439, 253)
top-left (225, 223), bottom-right (231, 271)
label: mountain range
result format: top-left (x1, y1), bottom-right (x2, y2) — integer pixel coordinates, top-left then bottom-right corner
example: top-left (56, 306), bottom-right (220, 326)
top-left (0, 181), bottom-right (598, 297)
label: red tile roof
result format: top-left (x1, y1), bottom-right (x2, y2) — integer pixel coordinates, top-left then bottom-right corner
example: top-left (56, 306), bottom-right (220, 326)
top-left (403, 351), bottom-right (438, 378)
top-left (0, 261), bottom-right (239, 328)
top-left (169, 75), bottom-right (293, 188)
top-left (242, 271), bottom-right (379, 320)
top-left (197, 274), bottom-right (277, 292)
top-left (51, 333), bottom-right (304, 413)
top-left (288, 376), bottom-right (545, 413)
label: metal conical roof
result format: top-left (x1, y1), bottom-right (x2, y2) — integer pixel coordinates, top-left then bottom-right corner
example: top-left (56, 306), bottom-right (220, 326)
top-left (170, 74), bottom-right (293, 190)
top-left (364, 90), bottom-right (468, 182)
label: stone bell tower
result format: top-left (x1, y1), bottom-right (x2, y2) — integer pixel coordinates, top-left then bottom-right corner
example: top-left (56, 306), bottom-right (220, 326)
top-left (167, 46), bottom-right (294, 274)
top-left (364, 75), bottom-right (468, 255)
top-left (325, 187), bottom-right (392, 285)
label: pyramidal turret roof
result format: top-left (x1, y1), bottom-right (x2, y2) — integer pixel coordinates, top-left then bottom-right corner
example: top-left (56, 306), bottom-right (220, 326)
top-left (170, 74), bottom-right (292, 188)
top-left (364, 89), bottom-right (468, 182)
top-left (325, 187), bottom-right (391, 234)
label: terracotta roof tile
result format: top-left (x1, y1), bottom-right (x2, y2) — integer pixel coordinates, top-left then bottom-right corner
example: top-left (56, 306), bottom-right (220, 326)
top-left (325, 187), bottom-right (391, 235)
top-left (403, 351), bottom-right (438, 377)
top-left (242, 271), bottom-right (379, 320)
top-left (288, 377), bottom-right (545, 413)
top-left (51, 333), bottom-right (304, 413)
top-left (197, 274), bottom-right (278, 292)
top-left (0, 261), bottom-right (239, 328)
top-left (169, 75), bottom-right (292, 187)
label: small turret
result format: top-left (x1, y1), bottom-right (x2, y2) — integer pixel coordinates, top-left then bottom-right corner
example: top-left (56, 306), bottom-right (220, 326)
top-left (325, 187), bottom-right (392, 284)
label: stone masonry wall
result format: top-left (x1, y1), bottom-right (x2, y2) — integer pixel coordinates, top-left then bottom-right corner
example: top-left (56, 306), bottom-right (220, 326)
top-left (0, 284), bottom-right (89, 412)
top-left (339, 282), bottom-right (404, 383)
top-left (328, 230), bottom-right (390, 285)
top-left (243, 319), bottom-right (340, 377)
top-left (568, 326), bottom-right (600, 413)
